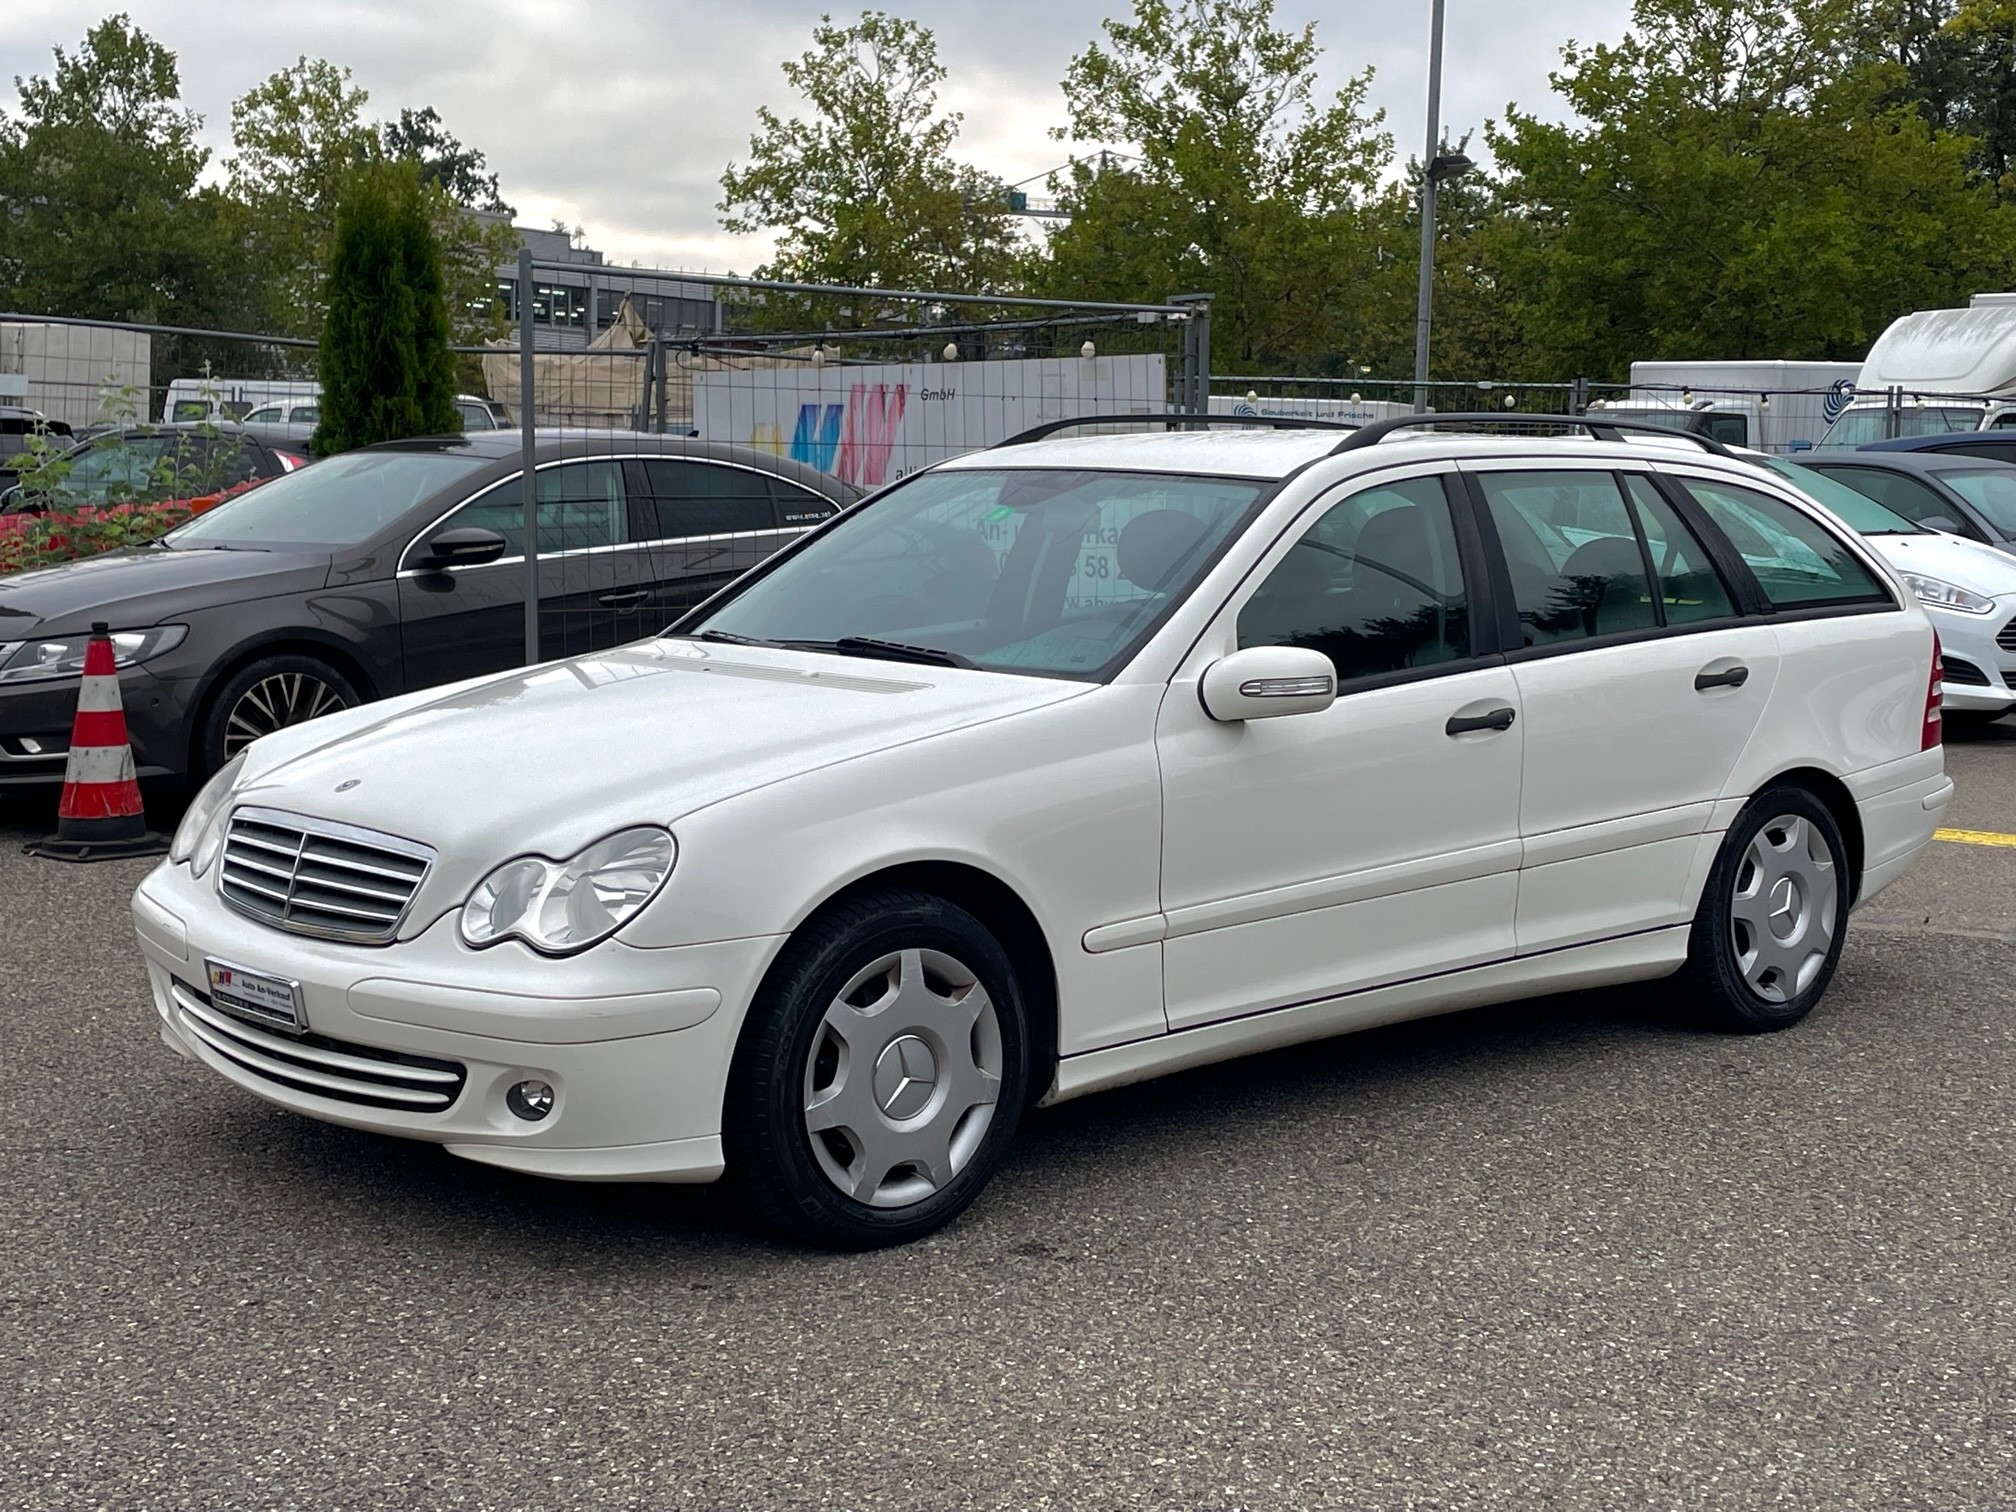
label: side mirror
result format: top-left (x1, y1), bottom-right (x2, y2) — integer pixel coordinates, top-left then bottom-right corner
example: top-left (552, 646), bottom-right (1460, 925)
top-left (420, 526), bottom-right (508, 569)
top-left (1199, 645), bottom-right (1337, 723)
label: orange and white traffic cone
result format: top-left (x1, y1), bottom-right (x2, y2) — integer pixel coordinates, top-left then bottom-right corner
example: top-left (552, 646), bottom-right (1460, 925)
top-left (26, 621), bottom-right (167, 862)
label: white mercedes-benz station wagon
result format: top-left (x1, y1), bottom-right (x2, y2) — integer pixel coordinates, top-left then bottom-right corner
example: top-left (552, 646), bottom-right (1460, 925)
top-left (133, 414), bottom-right (1954, 1247)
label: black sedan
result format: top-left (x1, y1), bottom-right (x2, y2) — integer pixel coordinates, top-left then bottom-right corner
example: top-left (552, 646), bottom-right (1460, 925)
top-left (0, 431), bottom-right (858, 785)
top-left (1797, 448), bottom-right (2016, 557)
top-left (1, 423), bottom-right (309, 513)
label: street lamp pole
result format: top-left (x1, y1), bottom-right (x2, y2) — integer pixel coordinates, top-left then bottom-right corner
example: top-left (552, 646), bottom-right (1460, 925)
top-left (1412, 0), bottom-right (1448, 414)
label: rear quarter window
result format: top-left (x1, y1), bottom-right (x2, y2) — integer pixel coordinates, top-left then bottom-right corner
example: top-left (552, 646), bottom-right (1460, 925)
top-left (1677, 478), bottom-right (1893, 609)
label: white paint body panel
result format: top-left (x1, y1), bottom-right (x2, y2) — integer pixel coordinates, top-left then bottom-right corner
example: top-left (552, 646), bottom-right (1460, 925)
top-left (135, 435), bottom-right (1949, 1181)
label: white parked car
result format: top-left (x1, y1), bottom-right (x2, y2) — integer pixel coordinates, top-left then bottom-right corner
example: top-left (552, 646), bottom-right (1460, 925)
top-left (132, 416), bottom-right (1953, 1247)
top-left (1746, 453), bottom-right (2016, 726)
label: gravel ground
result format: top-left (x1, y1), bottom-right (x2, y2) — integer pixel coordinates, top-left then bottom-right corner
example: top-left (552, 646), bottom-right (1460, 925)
top-left (1, 739), bottom-right (2011, 1511)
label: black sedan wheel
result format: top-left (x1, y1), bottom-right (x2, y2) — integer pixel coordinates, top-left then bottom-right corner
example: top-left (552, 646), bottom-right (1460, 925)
top-left (198, 654), bottom-right (360, 776)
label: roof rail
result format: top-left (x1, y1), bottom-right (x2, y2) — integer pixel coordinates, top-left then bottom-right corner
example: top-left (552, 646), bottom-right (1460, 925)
top-left (1327, 411), bottom-right (1738, 459)
top-left (995, 413), bottom-right (1358, 447)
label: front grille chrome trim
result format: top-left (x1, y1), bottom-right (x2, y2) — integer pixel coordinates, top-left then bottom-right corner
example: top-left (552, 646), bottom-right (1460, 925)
top-left (217, 806), bottom-right (435, 945)
top-left (171, 980), bottom-right (465, 1111)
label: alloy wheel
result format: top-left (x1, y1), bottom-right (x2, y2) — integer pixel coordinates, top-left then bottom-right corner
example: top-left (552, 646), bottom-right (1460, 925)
top-left (224, 673), bottom-right (351, 759)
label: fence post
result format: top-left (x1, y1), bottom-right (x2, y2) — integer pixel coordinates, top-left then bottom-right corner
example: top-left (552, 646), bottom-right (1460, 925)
top-left (654, 339), bottom-right (669, 434)
top-left (518, 247), bottom-right (539, 667)
top-left (1569, 376), bottom-right (1589, 416)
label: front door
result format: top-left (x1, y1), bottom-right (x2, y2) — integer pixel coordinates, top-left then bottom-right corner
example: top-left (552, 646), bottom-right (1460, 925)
top-left (1156, 470), bottom-right (1525, 1030)
top-left (397, 458), bottom-right (635, 687)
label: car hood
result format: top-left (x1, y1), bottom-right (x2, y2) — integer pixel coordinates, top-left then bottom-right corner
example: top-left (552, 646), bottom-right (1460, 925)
top-left (232, 638), bottom-right (1090, 904)
top-left (0, 545), bottom-right (329, 637)
top-left (1861, 531), bottom-right (2016, 599)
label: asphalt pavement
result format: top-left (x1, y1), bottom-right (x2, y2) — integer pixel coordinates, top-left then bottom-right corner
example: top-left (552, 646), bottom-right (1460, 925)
top-left (2, 739), bottom-right (2012, 1510)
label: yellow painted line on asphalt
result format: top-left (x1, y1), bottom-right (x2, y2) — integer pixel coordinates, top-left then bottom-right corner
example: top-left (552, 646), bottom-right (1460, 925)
top-left (1934, 827), bottom-right (2016, 848)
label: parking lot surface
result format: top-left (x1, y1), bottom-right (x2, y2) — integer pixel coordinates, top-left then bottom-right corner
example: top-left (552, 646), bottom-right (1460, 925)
top-left (3, 739), bottom-right (2012, 1510)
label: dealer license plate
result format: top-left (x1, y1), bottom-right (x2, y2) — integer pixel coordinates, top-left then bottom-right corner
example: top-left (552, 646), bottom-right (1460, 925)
top-left (205, 958), bottom-right (307, 1033)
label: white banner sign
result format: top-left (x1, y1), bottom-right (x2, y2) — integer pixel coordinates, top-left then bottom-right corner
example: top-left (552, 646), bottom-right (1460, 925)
top-left (693, 355), bottom-right (1168, 487)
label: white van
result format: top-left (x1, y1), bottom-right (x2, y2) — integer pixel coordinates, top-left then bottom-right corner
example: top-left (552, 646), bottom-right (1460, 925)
top-left (162, 378), bottom-right (320, 425)
top-left (1819, 295), bottom-right (2016, 447)
top-left (1591, 361), bottom-right (1861, 453)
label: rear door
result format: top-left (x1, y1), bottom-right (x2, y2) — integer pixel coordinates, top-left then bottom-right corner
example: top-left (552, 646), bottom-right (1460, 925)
top-left (1461, 463), bottom-right (1782, 954)
top-left (397, 458), bottom-right (633, 685)
top-left (624, 457), bottom-right (823, 620)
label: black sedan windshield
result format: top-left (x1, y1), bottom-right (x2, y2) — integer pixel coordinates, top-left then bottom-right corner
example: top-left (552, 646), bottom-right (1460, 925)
top-left (685, 467), bottom-right (1269, 678)
top-left (167, 451), bottom-right (493, 549)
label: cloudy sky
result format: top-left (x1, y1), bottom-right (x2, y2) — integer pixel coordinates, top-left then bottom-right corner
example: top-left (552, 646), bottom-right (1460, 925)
top-left (0, 0), bottom-right (1634, 271)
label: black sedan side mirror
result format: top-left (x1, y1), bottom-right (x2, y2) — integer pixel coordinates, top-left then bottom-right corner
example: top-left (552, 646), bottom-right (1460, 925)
top-left (419, 526), bottom-right (508, 569)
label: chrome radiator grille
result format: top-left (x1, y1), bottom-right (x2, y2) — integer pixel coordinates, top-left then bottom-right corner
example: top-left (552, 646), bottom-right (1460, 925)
top-left (218, 806), bottom-right (433, 944)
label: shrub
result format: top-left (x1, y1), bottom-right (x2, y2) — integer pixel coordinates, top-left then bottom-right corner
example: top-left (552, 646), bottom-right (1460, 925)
top-left (0, 481), bottom-right (261, 575)
top-left (314, 159), bottom-right (460, 456)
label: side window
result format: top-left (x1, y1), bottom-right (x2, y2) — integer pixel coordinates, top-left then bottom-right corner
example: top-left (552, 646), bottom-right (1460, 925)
top-left (1991, 412), bottom-right (2016, 431)
top-left (1703, 413), bottom-right (1748, 446)
top-left (1238, 475), bottom-right (1470, 683)
top-left (1621, 477), bottom-right (1736, 624)
top-left (1814, 465), bottom-right (1960, 530)
top-left (1680, 479), bottom-right (1891, 608)
top-left (637, 459), bottom-right (777, 540)
top-left (1475, 471), bottom-right (1657, 645)
top-left (774, 477), bottom-right (839, 527)
top-left (430, 461), bottom-right (626, 559)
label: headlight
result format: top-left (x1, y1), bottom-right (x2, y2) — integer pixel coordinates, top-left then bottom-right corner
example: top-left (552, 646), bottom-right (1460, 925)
top-left (0, 625), bottom-right (188, 685)
top-left (460, 827), bottom-right (676, 955)
top-left (169, 752), bottom-right (246, 876)
top-left (1901, 573), bottom-right (1997, 615)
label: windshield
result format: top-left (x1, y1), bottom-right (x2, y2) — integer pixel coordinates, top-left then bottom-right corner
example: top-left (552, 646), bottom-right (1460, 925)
top-left (1759, 458), bottom-right (1925, 535)
top-left (685, 467), bottom-right (1270, 679)
top-left (1938, 468), bottom-right (2016, 534)
top-left (166, 450), bottom-right (493, 549)
top-left (1818, 405), bottom-right (1984, 448)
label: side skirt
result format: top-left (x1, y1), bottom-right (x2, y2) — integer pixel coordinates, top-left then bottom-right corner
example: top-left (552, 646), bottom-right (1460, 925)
top-left (1040, 926), bottom-right (1691, 1106)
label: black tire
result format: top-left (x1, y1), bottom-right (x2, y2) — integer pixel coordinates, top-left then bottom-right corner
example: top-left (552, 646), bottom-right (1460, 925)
top-left (195, 654), bottom-right (360, 778)
top-left (724, 889), bottom-right (1031, 1249)
top-left (1675, 785), bottom-right (1852, 1034)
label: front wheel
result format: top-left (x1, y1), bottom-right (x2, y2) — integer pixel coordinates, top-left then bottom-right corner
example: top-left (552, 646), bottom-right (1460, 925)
top-left (1676, 786), bottom-right (1851, 1033)
top-left (196, 654), bottom-right (360, 778)
top-left (723, 890), bottom-right (1031, 1248)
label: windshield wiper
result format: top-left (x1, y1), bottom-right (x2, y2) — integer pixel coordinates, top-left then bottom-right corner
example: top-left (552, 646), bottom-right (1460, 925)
top-left (690, 629), bottom-right (784, 647)
top-left (824, 636), bottom-right (975, 668)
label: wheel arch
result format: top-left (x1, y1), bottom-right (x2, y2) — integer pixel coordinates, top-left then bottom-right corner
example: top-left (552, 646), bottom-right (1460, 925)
top-left (185, 635), bottom-right (379, 773)
top-left (755, 859), bottom-right (1061, 1105)
top-left (1756, 765), bottom-right (1865, 901)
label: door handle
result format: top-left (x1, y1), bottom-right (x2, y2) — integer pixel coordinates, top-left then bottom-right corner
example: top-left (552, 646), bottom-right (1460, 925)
top-left (1694, 663), bottom-right (1750, 691)
top-left (597, 588), bottom-right (652, 609)
top-left (1446, 706), bottom-right (1516, 736)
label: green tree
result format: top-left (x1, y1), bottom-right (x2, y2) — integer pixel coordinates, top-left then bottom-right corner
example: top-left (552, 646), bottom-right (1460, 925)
top-left (0, 15), bottom-right (238, 324)
top-left (314, 160), bottom-right (459, 455)
top-left (1489, 0), bottom-right (2016, 379)
top-left (227, 57), bottom-right (377, 336)
top-left (719, 10), bottom-right (1024, 299)
top-left (381, 106), bottom-right (514, 214)
top-left (1039, 0), bottom-right (1401, 373)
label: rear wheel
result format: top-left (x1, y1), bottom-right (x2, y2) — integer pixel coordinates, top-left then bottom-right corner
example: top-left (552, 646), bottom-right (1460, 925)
top-left (724, 889), bottom-right (1030, 1248)
top-left (196, 654), bottom-right (359, 778)
top-left (1676, 786), bottom-right (1851, 1033)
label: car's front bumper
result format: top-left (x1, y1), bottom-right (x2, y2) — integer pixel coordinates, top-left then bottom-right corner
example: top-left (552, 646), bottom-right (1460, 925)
top-left (1928, 600), bottom-right (2016, 714)
top-left (0, 665), bottom-right (188, 784)
top-left (134, 859), bottom-right (783, 1182)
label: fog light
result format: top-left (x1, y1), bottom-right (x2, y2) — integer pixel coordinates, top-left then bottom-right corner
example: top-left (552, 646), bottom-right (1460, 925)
top-left (507, 1080), bottom-right (555, 1121)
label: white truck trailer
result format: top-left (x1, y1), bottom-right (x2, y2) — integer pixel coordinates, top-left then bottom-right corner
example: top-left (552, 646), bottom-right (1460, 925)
top-left (1816, 294), bottom-right (2016, 447)
top-left (1589, 360), bottom-right (1860, 453)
